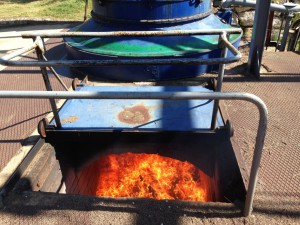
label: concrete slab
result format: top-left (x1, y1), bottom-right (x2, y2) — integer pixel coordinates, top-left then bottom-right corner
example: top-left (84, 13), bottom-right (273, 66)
top-left (0, 24), bottom-right (74, 70)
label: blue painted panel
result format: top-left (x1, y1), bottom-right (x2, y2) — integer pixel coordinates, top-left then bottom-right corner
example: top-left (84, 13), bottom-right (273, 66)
top-left (57, 86), bottom-right (224, 131)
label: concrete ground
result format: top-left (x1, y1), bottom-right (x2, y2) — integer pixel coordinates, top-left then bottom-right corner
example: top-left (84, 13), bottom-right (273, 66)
top-left (0, 24), bottom-right (299, 224)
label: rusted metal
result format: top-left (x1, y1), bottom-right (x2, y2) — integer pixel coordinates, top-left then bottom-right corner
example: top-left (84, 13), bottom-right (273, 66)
top-left (266, 11), bottom-right (274, 47)
top-left (35, 46), bottom-right (62, 128)
top-left (118, 104), bottom-right (151, 124)
top-left (42, 55), bottom-right (69, 91)
top-left (72, 78), bottom-right (80, 90)
top-left (38, 118), bottom-right (49, 138)
top-left (20, 28), bottom-right (242, 39)
top-left (0, 56), bottom-right (241, 67)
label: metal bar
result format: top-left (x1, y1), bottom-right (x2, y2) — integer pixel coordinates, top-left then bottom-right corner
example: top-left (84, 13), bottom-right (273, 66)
top-left (276, 14), bottom-right (285, 51)
top-left (0, 90), bottom-right (268, 217)
top-left (222, 0), bottom-right (300, 13)
top-left (83, 0), bottom-right (89, 21)
top-left (279, 13), bottom-right (293, 51)
top-left (35, 46), bottom-right (62, 128)
top-left (266, 11), bottom-right (275, 48)
top-left (21, 28), bottom-right (242, 39)
top-left (0, 55), bottom-right (241, 67)
top-left (222, 33), bottom-right (240, 56)
top-left (211, 32), bottom-right (228, 129)
top-left (1, 41), bottom-right (38, 61)
top-left (292, 27), bottom-right (300, 51)
top-left (42, 55), bottom-right (69, 91)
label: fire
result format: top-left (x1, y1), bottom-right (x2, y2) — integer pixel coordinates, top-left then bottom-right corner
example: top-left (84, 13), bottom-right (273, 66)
top-left (93, 153), bottom-right (212, 202)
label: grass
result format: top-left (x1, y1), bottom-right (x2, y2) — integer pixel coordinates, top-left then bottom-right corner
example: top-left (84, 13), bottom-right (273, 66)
top-left (0, 0), bottom-right (92, 21)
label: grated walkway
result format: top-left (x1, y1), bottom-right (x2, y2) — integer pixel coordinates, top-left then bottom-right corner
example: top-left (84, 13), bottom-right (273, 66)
top-left (0, 38), bottom-right (74, 171)
top-left (0, 25), bottom-right (299, 224)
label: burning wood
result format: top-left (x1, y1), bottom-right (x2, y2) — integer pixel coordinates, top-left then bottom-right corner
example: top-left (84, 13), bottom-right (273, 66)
top-left (93, 152), bottom-right (212, 201)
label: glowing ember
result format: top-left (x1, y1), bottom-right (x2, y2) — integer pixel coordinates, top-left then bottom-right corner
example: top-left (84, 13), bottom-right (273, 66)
top-left (94, 153), bottom-right (212, 202)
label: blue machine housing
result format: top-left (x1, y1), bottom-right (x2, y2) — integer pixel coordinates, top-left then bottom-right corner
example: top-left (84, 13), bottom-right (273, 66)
top-left (65, 0), bottom-right (241, 81)
top-left (91, 0), bottom-right (211, 22)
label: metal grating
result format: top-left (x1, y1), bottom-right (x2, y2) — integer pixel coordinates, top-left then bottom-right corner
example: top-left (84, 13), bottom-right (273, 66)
top-left (222, 72), bottom-right (300, 217)
top-left (0, 38), bottom-right (73, 171)
top-left (262, 51), bottom-right (300, 75)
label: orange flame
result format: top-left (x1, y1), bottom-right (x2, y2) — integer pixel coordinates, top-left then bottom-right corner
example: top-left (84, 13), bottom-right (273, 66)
top-left (92, 153), bottom-right (212, 202)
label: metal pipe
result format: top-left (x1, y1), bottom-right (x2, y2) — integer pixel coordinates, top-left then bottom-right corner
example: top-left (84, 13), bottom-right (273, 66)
top-left (247, 0), bottom-right (272, 79)
top-left (0, 90), bottom-right (268, 217)
top-left (222, 33), bottom-right (240, 56)
top-left (0, 55), bottom-right (241, 67)
top-left (21, 28), bottom-right (242, 39)
top-left (1, 41), bottom-right (38, 61)
top-left (279, 13), bottom-right (294, 51)
top-left (83, 0), bottom-right (89, 21)
top-left (222, 0), bottom-right (300, 13)
top-left (35, 46), bottom-right (62, 128)
top-left (211, 32), bottom-right (228, 129)
top-left (42, 55), bottom-right (69, 91)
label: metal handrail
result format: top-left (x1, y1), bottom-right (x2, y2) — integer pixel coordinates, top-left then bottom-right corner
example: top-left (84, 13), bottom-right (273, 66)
top-left (0, 29), bottom-right (242, 130)
top-left (0, 90), bottom-right (268, 217)
top-left (0, 30), bottom-right (242, 67)
top-left (0, 28), bottom-right (267, 217)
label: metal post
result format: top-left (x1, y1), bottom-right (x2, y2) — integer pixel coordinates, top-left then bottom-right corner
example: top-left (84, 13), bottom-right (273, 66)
top-left (266, 11), bottom-right (275, 48)
top-left (42, 55), bottom-right (69, 91)
top-left (211, 32), bottom-right (228, 129)
top-left (279, 13), bottom-right (294, 51)
top-left (35, 46), bottom-right (62, 128)
top-left (243, 100), bottom-right (268, 216)
top-left (84, 0), bottom-right (89, 21)
top-left (247, 0), bottom-right (272, 79)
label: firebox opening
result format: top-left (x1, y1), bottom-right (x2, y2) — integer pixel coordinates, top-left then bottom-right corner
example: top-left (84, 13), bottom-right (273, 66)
top-left (66, 152), bottom-right (214, 202)
top-left (52, 130), bottom-right (246, 204)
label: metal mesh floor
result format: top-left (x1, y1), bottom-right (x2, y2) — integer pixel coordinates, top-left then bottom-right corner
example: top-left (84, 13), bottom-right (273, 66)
top-left (0, 38), bottom-right (74, 171)
top-left (222, 62), bottom-right (300, 220)
top-left (0, 31), bottom-right (299, 223)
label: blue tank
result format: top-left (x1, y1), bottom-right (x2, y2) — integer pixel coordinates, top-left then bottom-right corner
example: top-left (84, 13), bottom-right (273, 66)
top-left (65, 0), bottom-right (242, 81)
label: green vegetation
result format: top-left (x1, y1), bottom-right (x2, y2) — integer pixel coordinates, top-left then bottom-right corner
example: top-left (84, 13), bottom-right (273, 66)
top-left (0, 0), bottom-right (92, 21)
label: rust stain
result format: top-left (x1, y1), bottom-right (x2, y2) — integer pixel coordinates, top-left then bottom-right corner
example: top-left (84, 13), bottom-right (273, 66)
top-left (61, 115), bottom-right (79, 124)
top-left (118, 104), bottom-right (150, 125)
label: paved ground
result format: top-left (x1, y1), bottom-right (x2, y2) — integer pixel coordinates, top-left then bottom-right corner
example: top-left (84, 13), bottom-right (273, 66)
top-left (0, 24), bottom-right (299, 224)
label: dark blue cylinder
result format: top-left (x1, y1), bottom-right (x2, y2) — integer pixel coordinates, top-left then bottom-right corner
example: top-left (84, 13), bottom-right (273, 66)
top-left (65, 0), bottom-right (242, 81)
top-left (92, 0), bottom-right (211, 23)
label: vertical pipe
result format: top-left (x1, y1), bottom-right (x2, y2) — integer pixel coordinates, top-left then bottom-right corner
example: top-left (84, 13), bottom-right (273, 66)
top-left (84, 0), bottom-right (89, 21)
top-left (35, 47), bottom-right (62, 128)
top-left (279, 13), bottom-right (293, 51)
top-left (211, 33), bottom-right (228, 130)
top-left (42, 55), bottom-right (69, 91)
top-left (244, 102), bottom-right (268, 216)
top-left (266, 11), bottom-right (274, 48)
top-left (247, 0), bottom-right (272, 79)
